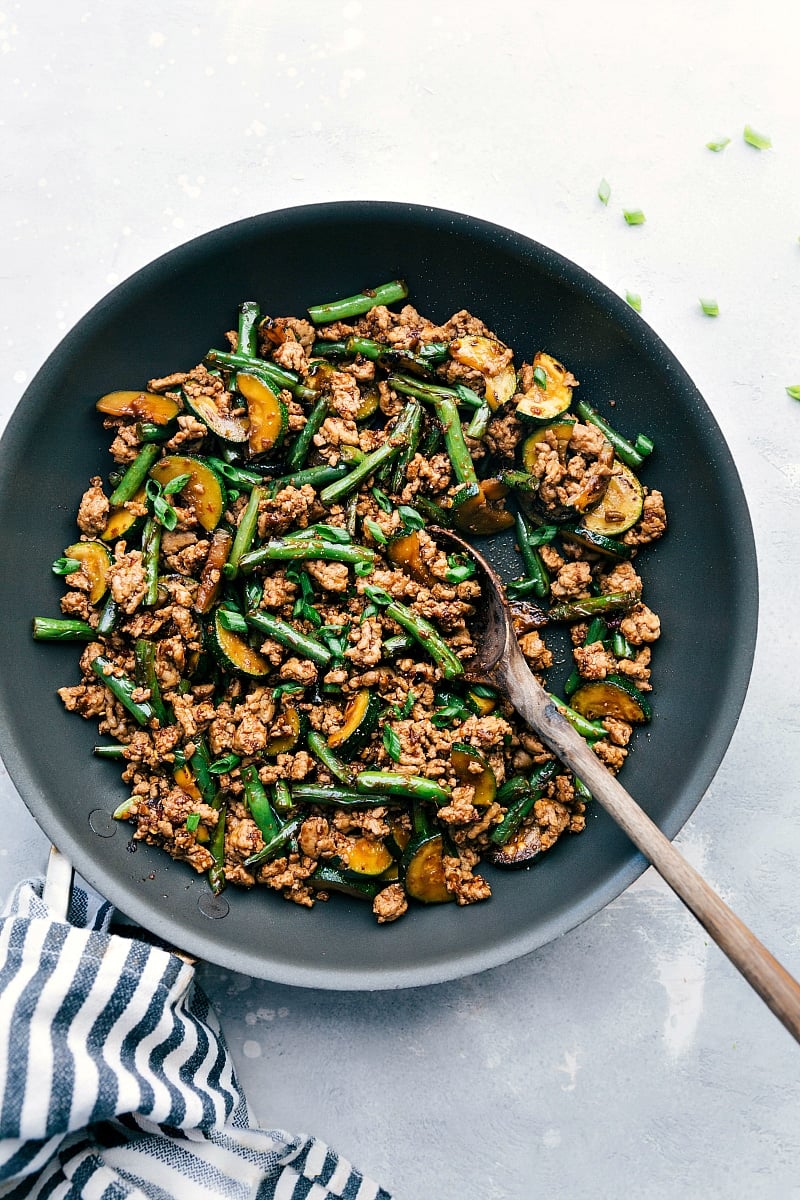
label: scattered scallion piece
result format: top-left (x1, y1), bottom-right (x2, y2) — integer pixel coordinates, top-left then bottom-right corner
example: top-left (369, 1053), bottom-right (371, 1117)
top-left (625, 291), bottom-right (642, 313)
top-left (705, 136), bottom-right (730, 152)
top-left (623, 209), bottom-right (646, 226)
top-left (186, 813), bottom-right (201, 832)
top-left (743, 124), bottom-right (772, 150)
top-left (785, 386), bottom-right (800, 401)
top-left (597, 178), bottom-right (611, 206)
top-left (699, 297), bottom-right (720, 317)
top-left (364, 517), bottom-right (387, 545)
top-left (52, 556), bottom-right (81, 576)
top-left (532, 366), bottom-right (548, 390)
top-left (382, 726), bottom-right (402, 762)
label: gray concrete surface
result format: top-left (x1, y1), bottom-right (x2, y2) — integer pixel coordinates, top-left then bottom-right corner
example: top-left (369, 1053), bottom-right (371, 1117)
top-left (1, 2), bottom-right (799, 1196)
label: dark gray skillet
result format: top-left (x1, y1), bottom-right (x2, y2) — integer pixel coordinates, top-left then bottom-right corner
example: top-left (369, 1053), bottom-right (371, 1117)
top-left (0, 202), bottom-right (758, 990)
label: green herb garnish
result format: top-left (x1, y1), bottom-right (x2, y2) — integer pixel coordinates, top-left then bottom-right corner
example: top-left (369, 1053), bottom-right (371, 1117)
top-left (382, 726), bottom-right (402, 762)
top-left (743, 124), bottom-right (771, 150)
top-left (705, 136), bottom-right (730, 152)
top-left (52, 556), bottom-right (82, 576)
top-left (625, 291), bottom-right (642, 313)
top-left (623, 209), bottom-right (646, 226)
top-left (699, 297), bottom-right (719, 317)
top-left (598, 178), bottom-right (611, 205)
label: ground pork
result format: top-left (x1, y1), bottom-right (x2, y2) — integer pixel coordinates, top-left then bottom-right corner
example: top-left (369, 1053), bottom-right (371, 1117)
top-left (77, 477), bottom-right (110, 536)
top-left (373, 883), bottom-right (409, 924)
top-left (624, 490), bottom-right (667, 546)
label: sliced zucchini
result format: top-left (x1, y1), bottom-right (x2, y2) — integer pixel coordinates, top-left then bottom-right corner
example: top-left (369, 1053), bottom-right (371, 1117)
top-left (401, 833), bottom-right (453, 903)
top-left (265, 706), bottom-right (307, 755)
top-left (327, 689), bottom-right (381, 759)
top-left (515, 352), bottom-right (575, 424)
top-left (581, 460), bottom-right (644, 536)
top-left (235, 371), bottom-right (289, 456)
top-left (63, 541), bottom-right (112, 604)
top-left (100, 486), bottom-right (147, 542)
top-left (149, 455), bottom-right (226, 532)
top-left (207, 607), bottom-right (271, 678)
top-left (561, 525), bottom-right (632, 561)
top-left (387, 530), bottom-right (435, 585)
top-left (570, 674), bottom-right (652, 723)
top-left (344, 837), bottom-right (395, 878)
top-left (386, 820), bottom-right (412, 859)
top-left (96, 390), bottom-right (180, 425)
top-left (521, 417), bottom-right (577, 471)
top-left (449, 335), bottom-right (515, 411)
top-left (486, 822), bottom-right (543, 868)
top-left (309, 865), bottom-right (383, 900)
top-left (452, 478), bottom-right (515, 535)
top-left (466, 686), bottom-right (497, 717)
top-left (173, 763), bottom-right (203, 803)
top-left (182, 385), bottom-right (249, 443)
top-left (451, 742), bottom-right (497, 807)
top-left (355, 384), bottom-right (380, 421)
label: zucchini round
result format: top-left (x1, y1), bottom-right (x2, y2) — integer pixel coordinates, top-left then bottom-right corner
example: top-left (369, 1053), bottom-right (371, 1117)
top-left (207, 607), bottom-right (271, 678)
top-left (309, 865), bottom-right (383, 901)
top-left (344, 837), bottom-right (395, 878)
top-left (561, 525), bottom-right (632, 561)
top-left (451, 742), bottom-right (497, 807)
top-left (449, 335), bottom-right (515, 411)
top-left (63, 540), bottom-right (112, 604)
top-left (452, 479), bottom-right (515, 536)
top-left (182, 385), bottom-right (249, 443)
top-left (466, 687), bottom-right (497, 717)
top-left (581, 460), bottom-right (644, 536)
top-left (521, 417), bottom-right (577, 471)
top-left (515, 352), bottom-right (574, 424)
top-left (265, 706), bottom-right (307, 755)
top-left (386, 530), bottom-right (435, 585)
top-left (401, 833), bottom-right (453, 903)
top-left (569, 674), bottom-right (652, 724)
top-left (173, 763), bottom-right (203, 803)
top-left (149, 455), bottom-right (226, 531)
top-left (235, 371), bottom-right (289, 456)
top-left (355, 384), bottom-right (380, 422)
top-left (96, 390), bottom-right (180, 425)
top-left (100, 486), bottom-right (147, 542)
top-left (327, 689), bottom-right (381, 759)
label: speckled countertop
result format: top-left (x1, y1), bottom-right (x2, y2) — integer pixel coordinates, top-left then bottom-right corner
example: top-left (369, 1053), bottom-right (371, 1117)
top-left (2, 3), bottom-right (799, 1196)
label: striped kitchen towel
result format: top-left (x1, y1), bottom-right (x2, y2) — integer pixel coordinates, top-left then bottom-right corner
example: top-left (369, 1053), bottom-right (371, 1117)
top-left (0, 878), bottom-right (392, 1199)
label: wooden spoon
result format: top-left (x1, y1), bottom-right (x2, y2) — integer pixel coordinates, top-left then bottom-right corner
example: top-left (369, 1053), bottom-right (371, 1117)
top-left (433, 527), bottom-right (800, 1043)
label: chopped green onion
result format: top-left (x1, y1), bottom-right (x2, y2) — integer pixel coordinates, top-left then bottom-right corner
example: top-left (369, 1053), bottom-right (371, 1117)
top-left (597, 178), bottom-right (611, 206)
top-left (625, 291), bottom-right (642, 313)
top-left (785, 386), bottom-right (800, 401)
top-left (272, 681), bottom-right (306, 700)
top-left (392, 691), bottom-right (416, 719)
top-left (209, 753), bottom-right (241, 775)
top-left (532, 366), bottom-right (548, 390)
top-left (371, 486), bottom-right (393, 513)
top-left (162, 472), bottom-right (192, 496)
top-left (699, 297), bottom-right (719, 317)
top-left (52, 556), bottom-right (82, 576)
top-left (186, 813), bottom-right (201, 832)
top-left (364, 517), bottom-right (387, 545)
top-left (398, 505), bottom-right (425, 532)
top-left (445, 553), bottom-right (475, 584)
top-left (705, 136), bottom-right (730, 152)
top-left (382, 726), bottom-right (402, 762)
top-left (743, 124), bottom-right (771, 150)
top-left (217, 607), bottom-right (248, 634)
top-left (634, 432), bottom-right (654, 457)
top-left (354, 560), bottom-right (374, 576)
top-left (623, 209), bottom-right (646, 226)
top-left (363, 584), bottom-right (393, 607)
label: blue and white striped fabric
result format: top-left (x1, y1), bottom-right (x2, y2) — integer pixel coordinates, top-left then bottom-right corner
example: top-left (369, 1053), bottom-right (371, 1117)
top-left (0, 879), bottom-right (392, 1199)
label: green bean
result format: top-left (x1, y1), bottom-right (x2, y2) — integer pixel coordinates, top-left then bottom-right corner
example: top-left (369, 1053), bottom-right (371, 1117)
top-left (286, 395), bottom-right (328, 472)
top-left (205, 458), bottom-right (273, 490)
top-left (239, 537), bottom-right (374, 572)
top-left (612, 631), bottom-right (635, 659)
top-left (311, 339), bottom-right (349, 359)
top-left (575, 399), bottom-right (645, 469)
top-left (242, 817), bottom-right (303, 868)
top-left (381, 633), bottom-right (416, 658)
top-left (268, 463), bottom-right (350, 492)
top-left (289, 785), bottom-right (404, 809)
top-left (307, 730), bottom-right (357, 786)
top-left (388, 374), bottom-right (477, 485)
top-left (387, 373), bottom-right (482, 409)
top-left (204, 348), bottom-right (316, 402)
top-left (136, 422), bottom-right (174, 443)
top-left (134, 639), bottom-right (170, 726)
top-left (208, 804), bottom-right (227, 895)
top-left (32, 617), bottom-right (96, 641)
top-left (244, 609), bottom-right (332, 667)
top-left (241, 764), bottom-right (282, 843)
top-left (273, 779), bottom-right (294, 817)
top-left (238, 300), bottom-right (260, 358)
top-left (93, 743), bottom-right (127, 759)
top-left (466, 401), bottom-right (492, 440)
top-left (307, 280), bottom-right (408, 325)
top-left (547, 694), bottom-right (607, 741)
top-left (389, 400), bottom-right (422, 493)
top-left (90, 656), bottom-right (154, 726)
top-left (509, 509), bottom-right (549, 599)
top-left (224, 485), bottom-right (265, 580)
top-left (96, 595), bottom-right (119, 636)
top-left (141, 517), bottom-right (162, 607)
top-left (355, 770), bottom-right (451, 805)
top-left (108, 443), bottom-right (160, 507)
top-left (490, 763), bottom-right (556, 846)
top-left (189, 740), bottom-right (220, 807)
top-left (370, 593), bottom-right (464, 680)
top-left (413, 495), bottom-right (452, 527)
top-left (547, 592), bottom-right (637, 622)
top-left (319, 402), bottom-right (421, 506)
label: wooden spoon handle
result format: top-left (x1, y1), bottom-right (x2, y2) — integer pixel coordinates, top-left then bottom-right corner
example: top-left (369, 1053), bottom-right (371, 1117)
top-left (501, 657), bottom-right (800, 1043)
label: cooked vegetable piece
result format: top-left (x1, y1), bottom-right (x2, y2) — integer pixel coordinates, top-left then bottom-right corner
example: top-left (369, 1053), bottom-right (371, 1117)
top-left (62, 541), bottom-right (111, 605)
top-left (327, 689), bottom-right (381, 757)
top-left (356, 771), bottom-right (451, 805)
top-left (521, 418), bottom-right (577, 470)
top-left (208, 607), bottom-right (272, 678)
top-left (515, 353), bottom-right (574, 423)
top-left (235, 371), bottom-right (288, 455)
top-left (239, 537), bottom-right (373, 571)
top-left (561, 525), bottom-right (633, 561)
top-left (569, 675), bottom-right (652, 724)
top-left (319, 401), bottom-right (421, 506)
top-left (149, 455), bottom-right (225, 531)
top-left (32, 617), bottom-right (96, 641)
top-left (451, 743), bottom-right (497, 807)
top-left (309, 866), bottom-right (383, 900)
top-left (242, 817), bottom-right (302, 869)
top-left (487, 822), bottom-right (544, 868)
top-left (453, 478), bottom-right (514, 536)
top-left (344, 837), bottom-right (395, 878)
top-left (241, 764), bottom-right (282, 843)
top-left (574, 399), bottom-right (645, 469)
top-left (448, 335), bottom-right (516, 410)
top-left (173, 763), bottom-right (203, 803)
top-left (387, 530), bottom-right (435, 585)
top-left (96, 390), bottom-right (180, 424)
top-left (244, 608), bottom-right (332, 666)
top-left (182, 384), bottom-right (249, 443)
top-left (265, 705), bottom-right (306, 755)
top-left (90, 656), bottom-right (154, 726)
top-left (134, 638), bottom-right (170, 725)
top-left (402, 833), bottom-right (452, 903)
top-left (109, 444), bottom-right (161, 507)
top-left (580, 460), bottom-right (644, 536)
top-left (100, 486), bottom-right (147, 542)
top-left (547, 591), bottom-right (638, 622)
top-left (225, 485), bottom-right (264, 581)
top-left (194, 528), bottom-right (233, 614)
top-left (307, 279), bottom-right (408, 324)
